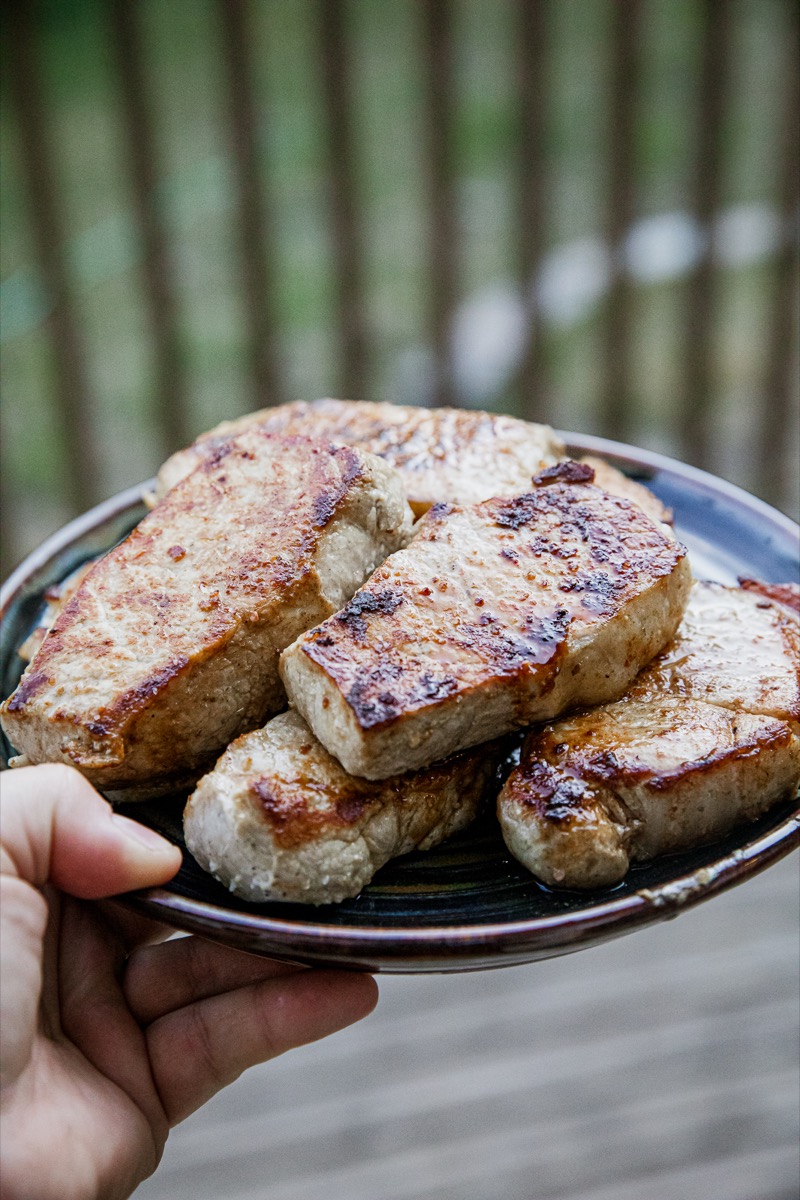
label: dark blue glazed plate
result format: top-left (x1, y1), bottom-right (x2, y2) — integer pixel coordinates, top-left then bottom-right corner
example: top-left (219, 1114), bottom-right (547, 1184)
top-left (2, 434), bottom-right (798, 973)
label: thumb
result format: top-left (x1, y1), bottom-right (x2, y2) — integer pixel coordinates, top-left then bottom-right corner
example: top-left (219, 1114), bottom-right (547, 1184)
top-left (0, 763), bottom-right (182, 897)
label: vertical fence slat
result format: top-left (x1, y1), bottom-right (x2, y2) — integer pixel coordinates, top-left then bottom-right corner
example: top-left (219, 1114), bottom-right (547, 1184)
top-left (6, 1), bottom-right (100, 514)
top-left (0, 446), bottom-right (21, 580)
top-left (421, 0), bottom-right (458, 409)
top-left (680, 0), bottom-right (731, 469)
top-left (0, 454), bottom-right (21, 580)
top-left (757, 7), bottom-right (800, 513)
top-left (601, 0), bottom-right (641, 443)
top-left (318, 0), bottom-right (367, 400)
top-left (109, 0), bottom-right (188, 454)
top-left (514, 0), bottom-right (547, 420)
top-left (218, 0), bottom-right (283, 412)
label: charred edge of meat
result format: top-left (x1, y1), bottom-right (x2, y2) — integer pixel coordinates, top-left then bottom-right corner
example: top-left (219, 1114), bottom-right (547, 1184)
top-left (738, 578), bottom-right (800, 615)
top-left (332, 588), bottom-right (405, 640)
top-left (345, 669), bottom-right (405, 729)
top-left (5, 669), bottom-right (52, 711)
top-left (532, 460), bottom-right (595, 487)
top-left (507, 759), bottom-right (593, 825)
top-left (340, 620), bottom-right (572, 732)
top-left (309, 445), bottom-right (365, 528)
top-left (519, 722), bottom-right (797, 810)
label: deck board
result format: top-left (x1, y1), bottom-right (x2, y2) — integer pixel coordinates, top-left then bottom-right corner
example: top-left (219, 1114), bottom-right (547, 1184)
top-left (133, 852), bottom-right (799, 1200)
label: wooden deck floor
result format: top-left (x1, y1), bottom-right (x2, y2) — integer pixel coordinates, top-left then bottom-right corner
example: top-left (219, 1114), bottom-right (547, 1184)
top-left (133, 852), bottom-right (799, 1200)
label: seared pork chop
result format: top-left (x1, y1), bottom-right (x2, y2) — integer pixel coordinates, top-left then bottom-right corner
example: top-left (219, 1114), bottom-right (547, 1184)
top-left (1, 432), bottom-right (413, 795)
top-left (153, 399), bottom-right (564, 516)
top-left (153, 399), bottom-right (672, 525)
top-left (280, 465), bottom-right (691, 780)
top-left (498, 581), bottom-right (800, 888)
top-left (184, 709), bottom-right (504, 904)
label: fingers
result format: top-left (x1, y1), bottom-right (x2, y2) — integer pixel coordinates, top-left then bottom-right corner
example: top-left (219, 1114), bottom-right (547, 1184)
top-left (57, 896), bottom-right (171, 1148)
top-left (0, 764), bottom-right (182, 897)
top-left (147, 969), bottom-right (379, 1125)
top-left (124, 935), bottom-right (302, 1024)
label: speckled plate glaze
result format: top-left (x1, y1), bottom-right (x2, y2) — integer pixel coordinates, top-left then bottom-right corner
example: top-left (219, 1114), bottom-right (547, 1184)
top-left (2, 434), bottom-right (798, 973)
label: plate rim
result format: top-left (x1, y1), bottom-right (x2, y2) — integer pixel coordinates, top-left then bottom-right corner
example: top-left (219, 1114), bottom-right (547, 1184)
top-left (2, 433), bottom-right (799, 972)
top-left (121, 807), bottom-right (800, 959)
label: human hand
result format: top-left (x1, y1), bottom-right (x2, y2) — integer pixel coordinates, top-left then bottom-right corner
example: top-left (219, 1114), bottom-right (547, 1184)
top-left (0, 764), bottom-right (378, 1200)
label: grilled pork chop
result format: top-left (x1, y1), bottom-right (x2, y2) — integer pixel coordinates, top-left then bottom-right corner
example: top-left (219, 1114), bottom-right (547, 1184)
top-left (1, 432), bottom-right (413, 795)
top-left (184, 709), bottom-right (504, 904)
top-left (280, 464), bottom-right (692, 780)
top-left (153, 399), bottom-right (564, 516)
top-left (152, 399), bottom-right (672, 525)
top-left (498, 580), bottom-right (800, 888)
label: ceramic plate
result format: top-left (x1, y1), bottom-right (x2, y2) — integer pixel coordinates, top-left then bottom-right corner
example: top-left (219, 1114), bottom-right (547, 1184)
top-left (1, 434), bottom-right (798, 973)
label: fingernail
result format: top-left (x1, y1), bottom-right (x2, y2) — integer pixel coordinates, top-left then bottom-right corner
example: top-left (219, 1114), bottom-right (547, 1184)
top-left (111, 813), bottom-right (180, 855)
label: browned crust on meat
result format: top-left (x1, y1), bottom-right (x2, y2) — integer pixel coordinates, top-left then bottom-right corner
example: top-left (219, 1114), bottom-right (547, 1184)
top-left (296, 483), bottom-right (686, 734)
top-left (154, 399), bottom-right (565, 515)
top-left (510, 720), bottom-right (796, 818)
top-left (249, 773), bottom-right (373, 849)
top-left (246, 742), bottom-right (495, 851)
top-left (738, 578), bottom-right (800, 614)
top-left (533, 460), bottom-right (596, 486)
top-left (7, 437), bottom-right (363, 717)
top-left (497, 580), bottom-right (800, 888)
top-left (1, 431), bottom-right (412, 790)
top-left (281, 480), bottom-right (690, 779)
top-left (182, 709), bottom-right (505, 903)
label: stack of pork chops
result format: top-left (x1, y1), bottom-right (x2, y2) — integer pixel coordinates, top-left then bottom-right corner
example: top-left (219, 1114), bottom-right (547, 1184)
top-left (3, 401), bottom-right (798, 904)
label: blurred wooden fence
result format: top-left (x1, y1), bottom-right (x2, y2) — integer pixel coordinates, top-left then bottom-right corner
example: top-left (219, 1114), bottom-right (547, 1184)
top-left (1, 0), bottom-right (798, 578)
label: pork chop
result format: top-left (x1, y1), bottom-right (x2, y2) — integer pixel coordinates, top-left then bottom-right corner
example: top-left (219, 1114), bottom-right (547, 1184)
top-left (1, 431), bottom-right (413, 796)
top-left (152, 399), bottom-right (565, 517)
top-left (497, 580), bottom-right (800, 888)
top-left (184, 709), bottom-right (504, 904)
top-left (153, 399), bottom-right (672, 528)
top-left (280, 464), bottom-right (692, 780)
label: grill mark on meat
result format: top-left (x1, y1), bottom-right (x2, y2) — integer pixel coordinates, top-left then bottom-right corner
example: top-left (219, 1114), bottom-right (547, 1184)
top-left (459, 607), bottom-right (570, 672)
top-left (322, 608), bottom-right (573, 733)
top-left (492, 492), bottom-right (547, 530)
top-left (334, 588), bottom-right (404, 640)
top-left (86, 720), bottom-right (111, 737)
top-left (309, 522), bottom-right (602, 723)
top-left (205, 440), bottom-right (235, 470)
top-left (346, 672), bottom-right (404, 729)
top-left (310, 445), bottom-right (364, 527)
top-left (285, 481), bottom-right (689, 777)
top-left (64, 656), bottom-right (194, 740)
top-left (559, 570), bottom-right (627, 615)
top-left (5, 670), bottom-right (51, 710)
